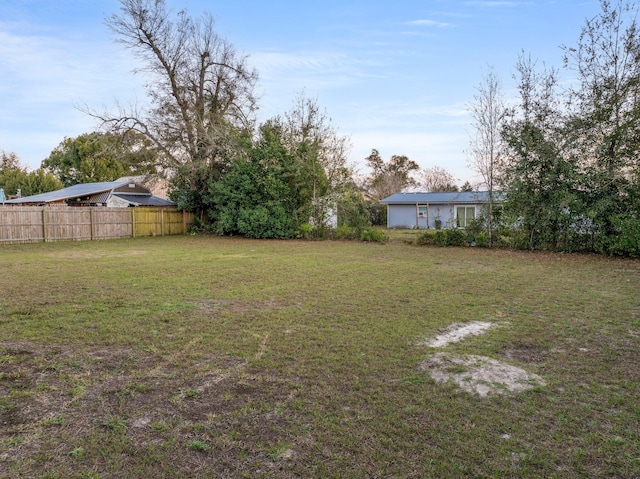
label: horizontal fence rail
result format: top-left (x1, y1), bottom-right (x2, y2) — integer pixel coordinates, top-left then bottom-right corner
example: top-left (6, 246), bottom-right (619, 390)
top-left (0, 206), bottom-right (194, 245)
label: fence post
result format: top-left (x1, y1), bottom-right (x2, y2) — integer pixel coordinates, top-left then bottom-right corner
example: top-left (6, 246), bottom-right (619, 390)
top-left (90, 207), bottom-right (94, 241)
top-left (161, 208), bottom-right (165, 236)
top-left (131, 208), bottom-right (136, 238)
top-left (41, 207), bottom-right (47, 243)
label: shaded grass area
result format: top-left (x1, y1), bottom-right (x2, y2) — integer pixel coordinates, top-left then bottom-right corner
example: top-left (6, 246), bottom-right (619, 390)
top-left (1, 236), bottom-right (639, 478)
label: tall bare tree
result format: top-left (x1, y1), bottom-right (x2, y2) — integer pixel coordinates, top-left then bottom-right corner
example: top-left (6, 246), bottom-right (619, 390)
top-left (279, 94), bottom-right (352, 230)
top-left (93, 0), bottom-right (258, 174)
top-left (281, 94), bottom-right (352, 195)
top-left (468, 67), bottom-right (507, 245)
top-left (420, 166), bottom-right (459, 192)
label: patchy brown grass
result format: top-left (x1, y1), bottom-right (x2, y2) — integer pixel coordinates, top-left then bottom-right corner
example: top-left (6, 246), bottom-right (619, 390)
top-left (0, 236), bottom-right (639, 478)
top-left (0, 339), bottom-right (299, 477)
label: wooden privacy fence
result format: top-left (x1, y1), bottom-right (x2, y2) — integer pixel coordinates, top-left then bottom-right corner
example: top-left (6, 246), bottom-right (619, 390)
top-left (0, 206), bottom-right (194, 245)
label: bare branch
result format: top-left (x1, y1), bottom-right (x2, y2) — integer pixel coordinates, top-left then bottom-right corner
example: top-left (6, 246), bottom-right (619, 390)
top-left (88, 0), bottom-right (258, 173)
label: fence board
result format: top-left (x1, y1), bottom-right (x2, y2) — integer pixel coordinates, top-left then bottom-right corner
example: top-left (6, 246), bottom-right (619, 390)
top-left (45, 207), bottom-right (92, 242)
top-left (0, 206), bottom-right (193, 245)
top-left (92, 209), bottom-right (133, 239)
top-left (134, 208), bottom-right (161, 237)
top-left (0, 207), bottom-right (44, 244)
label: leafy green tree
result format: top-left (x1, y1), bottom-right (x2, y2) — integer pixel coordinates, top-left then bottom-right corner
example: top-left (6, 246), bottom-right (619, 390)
top-left (21, 169), bottom-right (65, 197)
top-left (208, 122), bottom-right (303, 238)
top-left (42, 131), bottom-right (158, 186)
top-left (470, 1), bottom-right (640, 255)
top-left (460, 181), bottom-right (474, 192)
top-left (501, 54), bottom-right (580, 250)
top-left (0, 164), bottom-right (26, 197)
top-left (562, 0), bottom-right (640, 252)
top-left (168, 128), bottom-right (251, 216)
top-left (279, 95), bottom-right (352, 231)
top-left (0, 151), bottom-right (62, 196)
top-left (336, 189), bottom-right (371, 235)
top-left (170, 93), bottom-right (351, 238)
top-left (209, 157), bottom-right (297, 239)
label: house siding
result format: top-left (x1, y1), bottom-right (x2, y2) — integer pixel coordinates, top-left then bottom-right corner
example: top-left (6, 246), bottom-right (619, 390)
top-left (381, 191), bottom-right (502, 229)
top-left (386, 204), bottom-right (456, 229)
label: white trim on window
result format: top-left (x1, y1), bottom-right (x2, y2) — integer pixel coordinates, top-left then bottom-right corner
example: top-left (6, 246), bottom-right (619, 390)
top-left (455, 205), bottom-right (476, 228)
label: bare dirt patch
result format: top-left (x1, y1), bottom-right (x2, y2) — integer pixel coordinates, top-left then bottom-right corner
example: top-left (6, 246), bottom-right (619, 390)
top-left (0, 340), bottom-right (301, 477)
top-left (418, 353), bottom-right (546, 397)
top-left (419, 321), bottom-right (495, 347)
top-left (500, 340), bottom-right (550, 364)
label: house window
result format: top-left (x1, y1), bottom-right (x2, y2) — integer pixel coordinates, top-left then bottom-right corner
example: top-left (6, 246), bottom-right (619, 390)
top-left (456, 206), bottom-right (475, 228)
top-left (418, 205), bottom-right (427, 217)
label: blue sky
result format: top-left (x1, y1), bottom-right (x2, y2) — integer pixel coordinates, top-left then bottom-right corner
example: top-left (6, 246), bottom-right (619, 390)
top-left (0, 0), bottom-right (601, 184)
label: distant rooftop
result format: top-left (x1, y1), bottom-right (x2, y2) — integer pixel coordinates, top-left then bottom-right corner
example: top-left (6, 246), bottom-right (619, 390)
top-left (380, 191), bottom-right (503, 204)
top-left (5, 181), bottom-right (176, 207)
top-left (5, 181), bottom-right (133, 204)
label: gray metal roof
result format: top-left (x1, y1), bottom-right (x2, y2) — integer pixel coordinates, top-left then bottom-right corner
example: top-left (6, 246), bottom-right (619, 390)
top-left (5, 181), bottom-right (156, 205)
top-left (380, 191), bottom-right (503, 204)
top-left (113, 194), bottom-right (176, 207)
top-left (5, 181), bottom-right (133, 204)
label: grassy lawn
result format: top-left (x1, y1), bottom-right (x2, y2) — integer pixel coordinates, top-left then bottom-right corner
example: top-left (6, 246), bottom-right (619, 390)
top-left (0, 235), bottom-right (639, 478)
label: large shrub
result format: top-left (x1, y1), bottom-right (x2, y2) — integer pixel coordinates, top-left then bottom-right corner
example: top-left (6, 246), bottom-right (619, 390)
top-left (337, 190), bottom-right (371, 235)
top-left (607, 214), bottom-right (640, 257)
top-left (445, 228), bottom-right (466, 246)
top-left (366, 203), bottom-right (387, 226)
top-left (417, 228), bottom-right (468, 247)
top-left (416, 230), bottom-right (437, 245)
top-left (209, 157), bottom-right (299, 239)
top-left (360, 227), bottom-right (388, 243)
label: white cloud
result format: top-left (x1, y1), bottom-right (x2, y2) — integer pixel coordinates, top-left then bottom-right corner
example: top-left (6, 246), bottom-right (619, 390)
top-left (251, 50), bottom-right (375, 89)
top-left (0, 25), bottom-right (146, 169)
top-left (406, 19), bottom-right (451, 28)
